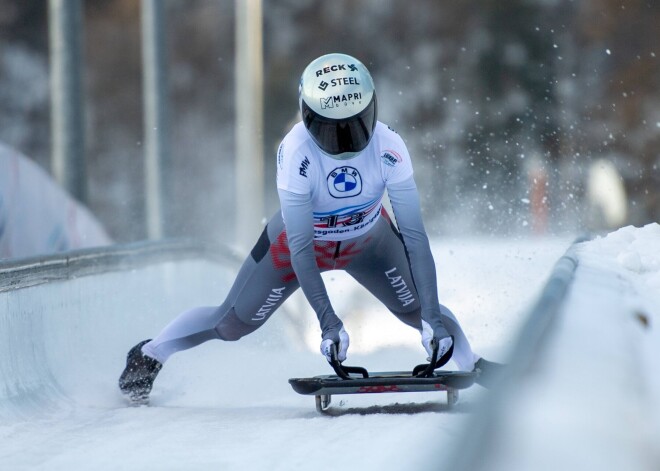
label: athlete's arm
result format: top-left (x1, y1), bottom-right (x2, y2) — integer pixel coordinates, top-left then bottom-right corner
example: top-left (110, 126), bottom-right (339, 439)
top-left (386, 176), bottom-right (449, 339)
top-left (278, 189), bottom-right (344, 343)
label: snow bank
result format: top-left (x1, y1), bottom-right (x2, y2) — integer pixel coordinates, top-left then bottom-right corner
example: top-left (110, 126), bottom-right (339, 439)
top-left (482, 224), bottom-right (660, 471)
top-left (0, 142), bottom-right (111, 260)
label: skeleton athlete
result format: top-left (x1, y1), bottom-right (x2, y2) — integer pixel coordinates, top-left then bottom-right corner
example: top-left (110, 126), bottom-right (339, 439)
top-left (119, 53), bottom-right (500, 404)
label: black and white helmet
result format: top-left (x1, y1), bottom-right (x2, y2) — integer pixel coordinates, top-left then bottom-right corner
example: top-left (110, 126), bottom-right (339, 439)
top-left (299, 53), bottom-right (377, 160)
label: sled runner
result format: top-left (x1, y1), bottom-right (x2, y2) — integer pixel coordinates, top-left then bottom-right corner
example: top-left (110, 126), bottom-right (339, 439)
top-left (289, 340), bottom-right (477, 413)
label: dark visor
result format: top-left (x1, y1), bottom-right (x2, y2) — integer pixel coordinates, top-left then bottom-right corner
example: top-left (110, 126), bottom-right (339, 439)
top-left (302, 95), bottom-right (377, 156)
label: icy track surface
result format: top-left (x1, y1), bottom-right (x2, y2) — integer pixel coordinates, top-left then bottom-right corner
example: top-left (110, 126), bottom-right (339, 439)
top-left (5, 231), bottom-right (654, 471)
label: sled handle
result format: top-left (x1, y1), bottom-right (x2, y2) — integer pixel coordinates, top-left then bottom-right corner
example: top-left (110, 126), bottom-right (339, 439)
top-left (329, 344), bottom-right (369, 379)
top-left (412, 336), bottom-right (454, 377)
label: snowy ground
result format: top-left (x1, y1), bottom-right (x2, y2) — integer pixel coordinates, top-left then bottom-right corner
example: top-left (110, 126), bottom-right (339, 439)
top-left (1, 228), bottom-right (657, 470)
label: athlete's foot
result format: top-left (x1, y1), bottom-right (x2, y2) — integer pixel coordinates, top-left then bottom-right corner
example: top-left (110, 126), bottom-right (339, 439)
top-left (473, 358), bottom-right (505, 388)
top-left (118, 339), bottom-right (162, 405)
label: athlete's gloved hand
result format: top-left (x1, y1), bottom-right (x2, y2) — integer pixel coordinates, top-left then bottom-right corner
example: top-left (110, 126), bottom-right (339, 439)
top-left (320, 326), bottom-right (350, 363)
top-left (421, 320), bottom-right (453, 362)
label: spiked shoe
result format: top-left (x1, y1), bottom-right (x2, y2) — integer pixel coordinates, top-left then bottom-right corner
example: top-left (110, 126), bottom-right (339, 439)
top-left (118, 340), bottom-right (162, 405)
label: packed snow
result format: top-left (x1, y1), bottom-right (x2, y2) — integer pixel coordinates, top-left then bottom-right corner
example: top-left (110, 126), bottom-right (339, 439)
top-left (1, 226), bottom-right (659, 470)
top-left (480, 223), bottom-right (660, 471)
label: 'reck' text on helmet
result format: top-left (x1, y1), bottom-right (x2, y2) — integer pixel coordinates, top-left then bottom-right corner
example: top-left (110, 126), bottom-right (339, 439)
top-left (315, 63), bottom-right (359, 76)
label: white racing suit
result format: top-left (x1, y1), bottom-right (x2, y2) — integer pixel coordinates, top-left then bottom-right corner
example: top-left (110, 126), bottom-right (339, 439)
top-left (142, 122), bottom-right (478, 371)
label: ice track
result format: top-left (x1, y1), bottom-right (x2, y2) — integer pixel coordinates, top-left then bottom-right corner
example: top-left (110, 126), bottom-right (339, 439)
top-left (2, 236), bottom-right (615, 470)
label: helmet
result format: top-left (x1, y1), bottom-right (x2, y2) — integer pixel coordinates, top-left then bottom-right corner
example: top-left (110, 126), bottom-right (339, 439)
top-left (299, 53), bottom-right (377, 160)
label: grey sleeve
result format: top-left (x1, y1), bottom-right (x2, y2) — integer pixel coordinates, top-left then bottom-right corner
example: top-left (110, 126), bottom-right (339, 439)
top-left (387, 176), bottom-right (449, 337)
top-left (277, 189), bottom-right (344, 342)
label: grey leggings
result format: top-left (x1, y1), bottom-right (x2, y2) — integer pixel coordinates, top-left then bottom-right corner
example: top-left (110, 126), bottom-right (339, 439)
top-left (142, 209), bottom-right (476, 369)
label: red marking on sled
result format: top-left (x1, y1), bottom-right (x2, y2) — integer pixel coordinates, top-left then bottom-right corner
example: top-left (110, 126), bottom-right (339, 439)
top-left (358, 385), bottom-right (401, 393)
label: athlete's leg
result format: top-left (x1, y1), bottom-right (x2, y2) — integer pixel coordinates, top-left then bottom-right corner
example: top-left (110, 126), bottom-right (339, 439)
top-left (344, 213), bottom-right (478, 370)
top-left (142, 212), bottom-right (300, 363)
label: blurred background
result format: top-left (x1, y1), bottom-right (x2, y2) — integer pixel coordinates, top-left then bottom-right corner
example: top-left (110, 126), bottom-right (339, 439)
top-left (0, 0), bottom-right (658, 256)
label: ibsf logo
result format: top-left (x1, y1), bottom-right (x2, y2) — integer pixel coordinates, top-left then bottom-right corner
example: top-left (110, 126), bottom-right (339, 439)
top-left (327, 166), bottom-right (362, 198)
top-left (380, 150), bottom-right (402, 167)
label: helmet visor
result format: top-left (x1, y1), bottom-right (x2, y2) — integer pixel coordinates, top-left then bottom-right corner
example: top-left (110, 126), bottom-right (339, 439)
top-left (302, 95), bottom-right (377, 156)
